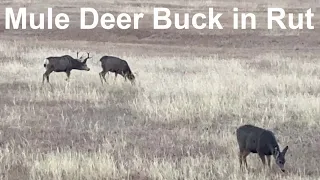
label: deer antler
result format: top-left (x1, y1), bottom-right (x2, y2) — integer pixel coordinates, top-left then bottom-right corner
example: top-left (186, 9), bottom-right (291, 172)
top-left (82, 52), bottom-right (92, 63)
top-left (86, 52), bottom-right (92, 60)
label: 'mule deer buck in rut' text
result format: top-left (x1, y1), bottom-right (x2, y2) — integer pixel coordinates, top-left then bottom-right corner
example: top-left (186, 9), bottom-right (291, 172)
top-left (236, 124), bottom-right (289, 172)
top-left (42, 52), bottom-right (92, 85)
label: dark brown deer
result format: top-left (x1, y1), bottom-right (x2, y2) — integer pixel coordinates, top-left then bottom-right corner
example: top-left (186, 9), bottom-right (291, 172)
top-left (42, 52), bottom-right (92, 85)
top-left (99, 56), bottom-right (135, 85)
top-left (236, 124), bottom-right (289, 172)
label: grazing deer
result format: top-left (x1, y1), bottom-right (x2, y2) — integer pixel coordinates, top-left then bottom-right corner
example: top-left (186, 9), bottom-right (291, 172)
top-left (236, 124), bottom-right (289, 172)
top-left (99, 56), bottom-right (135, 85)
top-left (42, 52), bottom-right (92, 85)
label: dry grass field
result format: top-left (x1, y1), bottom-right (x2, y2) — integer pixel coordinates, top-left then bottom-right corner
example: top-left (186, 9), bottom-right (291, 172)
top-left (0, 0), bottom-right (320, 179)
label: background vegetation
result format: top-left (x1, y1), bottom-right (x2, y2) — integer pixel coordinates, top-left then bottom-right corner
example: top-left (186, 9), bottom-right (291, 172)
top-left (0, 0), bottom-right (319, 179)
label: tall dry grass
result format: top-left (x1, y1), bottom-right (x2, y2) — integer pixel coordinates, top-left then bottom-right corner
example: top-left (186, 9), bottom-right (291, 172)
top-left (0, 36), bottom-right (320, 180)
top-left (0, 0), bottom-right (320, 179)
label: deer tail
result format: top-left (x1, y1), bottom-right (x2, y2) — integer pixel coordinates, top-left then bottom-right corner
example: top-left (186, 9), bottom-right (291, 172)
top-left (43, 58), bottom-right (49, 68)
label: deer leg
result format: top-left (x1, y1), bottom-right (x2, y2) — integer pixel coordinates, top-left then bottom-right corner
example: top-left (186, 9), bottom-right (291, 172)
top-left (46, 75), bottom-right (49, 83)
top-left (99, 72), bottom-right (104, 84)
top-left (120, 72), bottom-right (127, 81)
top-left (238, 151), bottom-right (243, 168)
top-left (46, 75), bottom-right (53, 89)
top-left (65, 71), bottom-right (71, 81)
top-left (239, 150), bottom-right (250, 170)
top-left (42, 72), bottom-right (48, 84)
top-left (242, 151), bottom-right (250, 169)
top-left (43, 69), bottom-right (53, 85)
top-left (99, 71), bottom-right (107, 84)
top-left (102, 72), bottom-right (107, 83)
top-left (42, 74), bottom-right (46, 84)
top-left (45, 73), bottom-right (53, 89)
top-left (258, 153), bottom-right (266, 168)
top-left (114, 73), bottom-right (118, 83)
top-left (266, 155), bottom-right (271, 168)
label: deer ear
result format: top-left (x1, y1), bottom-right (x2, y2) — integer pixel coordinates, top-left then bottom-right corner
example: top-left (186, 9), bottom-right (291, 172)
top-left (282, 146), bottom-right (288, 155)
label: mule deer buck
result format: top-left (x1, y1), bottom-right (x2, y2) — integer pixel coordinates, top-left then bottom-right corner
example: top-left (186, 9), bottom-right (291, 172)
top-left (42, 52), bottom-right (92, 85)
top-left (99, 55), bottom-right (135, 85)
top-left (236, 124), bottom-right (289, 172)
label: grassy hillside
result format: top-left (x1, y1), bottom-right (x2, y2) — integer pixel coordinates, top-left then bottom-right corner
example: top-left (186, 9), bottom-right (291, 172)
top-left (0, 0), bottom-right (319, 179)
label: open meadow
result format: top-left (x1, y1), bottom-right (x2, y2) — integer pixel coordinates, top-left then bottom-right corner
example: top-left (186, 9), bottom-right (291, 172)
top-left (0, 0), bottom-right (320, 179)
